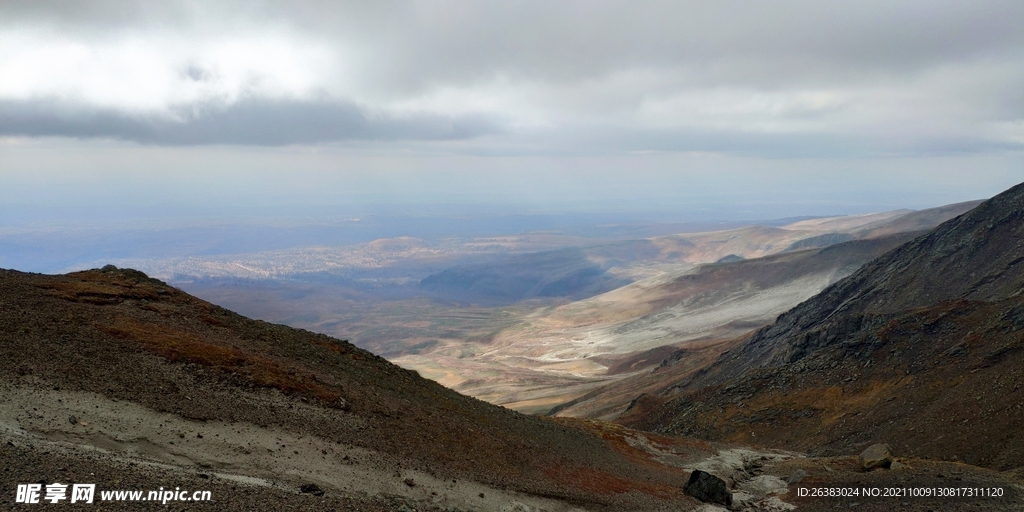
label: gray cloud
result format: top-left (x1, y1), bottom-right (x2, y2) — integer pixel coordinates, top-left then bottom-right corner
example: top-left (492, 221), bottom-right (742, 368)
top-left (5, 96), bottom-right (1019, 157)
top-left (0, 98), bottom-right (501, 145)
top-left (2, 1), bottom-right (1023, 156)
top-left (6, 1), bottom-right (1023, 89)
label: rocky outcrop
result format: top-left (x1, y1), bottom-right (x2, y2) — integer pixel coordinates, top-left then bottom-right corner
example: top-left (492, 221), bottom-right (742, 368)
top-left (683, 470), bottom-right (732, 507)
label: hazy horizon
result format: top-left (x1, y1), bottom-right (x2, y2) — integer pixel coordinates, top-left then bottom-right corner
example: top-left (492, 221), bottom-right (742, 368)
top-left (2, 1), bottom-right (1023, 238)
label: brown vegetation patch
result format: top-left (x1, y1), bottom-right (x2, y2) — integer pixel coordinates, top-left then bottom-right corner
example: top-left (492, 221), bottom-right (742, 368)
top-left (37, 278), bottom-right (162, 305)
top-left (705, 379), bottom-right (906, 445)
top-left (542, 464), bottom-right (683, 499)
top-left (96, 317), bottom-right (341, 404)
top-left (309, 337), bottom-right (354, 355)
top-left (547, 417), bottom-right (701, 484)
top-left (550, 417), bottom-right (658, 464)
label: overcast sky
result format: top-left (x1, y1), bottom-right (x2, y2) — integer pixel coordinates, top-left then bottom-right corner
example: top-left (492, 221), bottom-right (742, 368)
top-left (2, 1), bottom-right (1023, 227)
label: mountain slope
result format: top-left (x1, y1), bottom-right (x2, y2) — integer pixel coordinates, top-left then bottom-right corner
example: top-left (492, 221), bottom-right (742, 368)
top-left (725, 187), bottom-right (1023, 376)
top-left (539, 234), bottom-right (920, 420)
top-left (621, 183), bottom-right (1024, 471)
top-left (0, 267), bottom-right (717, 510)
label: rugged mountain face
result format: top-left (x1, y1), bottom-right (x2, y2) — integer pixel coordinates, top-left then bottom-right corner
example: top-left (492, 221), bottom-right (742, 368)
top-left (730, 184), bottom-right (1024, 375)
top-left (0, 267), bottom-right (719, 510)
top-left (621, 183), bottom-right (1024, 471)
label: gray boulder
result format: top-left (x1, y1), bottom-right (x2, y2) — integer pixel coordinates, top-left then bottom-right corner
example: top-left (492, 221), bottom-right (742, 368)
top-left (684, 470), bottom-right (733, 507)
top-left (859, 443), bottom-right (893, 471)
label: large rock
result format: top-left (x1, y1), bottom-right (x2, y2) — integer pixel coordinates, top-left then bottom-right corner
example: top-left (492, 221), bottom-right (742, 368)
top-left (859, 443), bottom-right (893, 471)
top-left (684, 470), bottom-right (733, 507)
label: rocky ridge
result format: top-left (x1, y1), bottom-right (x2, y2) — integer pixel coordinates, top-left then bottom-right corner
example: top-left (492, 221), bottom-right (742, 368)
top-left (620, 182), bottom-right (1024, 475)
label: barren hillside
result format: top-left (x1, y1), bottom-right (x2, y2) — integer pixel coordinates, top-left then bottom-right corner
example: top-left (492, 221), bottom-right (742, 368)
top-left (0, 267), bottom-right (718, 510)
top-left (620, 183), bottom-right (1024, 472)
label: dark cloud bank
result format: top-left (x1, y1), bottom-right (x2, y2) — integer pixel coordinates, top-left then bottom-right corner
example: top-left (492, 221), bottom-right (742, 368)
top-left (0, 98), bottom-right (501, 145)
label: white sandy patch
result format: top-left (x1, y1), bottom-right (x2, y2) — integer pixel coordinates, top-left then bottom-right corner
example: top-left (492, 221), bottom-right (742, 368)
top-left (0, 378), bottom-right (589, 512)
top-left (500, 271), bottom-right (841, 365)
top-left (687, 448), bottom-right (799, 511)
top-left (400, 265), bottom-right (850, 411)
top-left (782, 210), bottom-right (910, 232)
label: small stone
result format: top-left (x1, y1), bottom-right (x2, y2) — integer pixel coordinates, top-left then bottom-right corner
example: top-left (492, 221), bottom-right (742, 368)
top-left (891, 461), bottom-right (905, 470)
top-left (683, 470), bottom-right (733, 507)
top-left (68, 415), bottom-right (78, 425)
top-left (404, 478), bottom-right (416, 487)
top-left (336, 398), bottom-right (350, 411)
top-left (300, 483), bottom-right (324, 496)
top-left (859, 443), bottom-right (893, 471)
